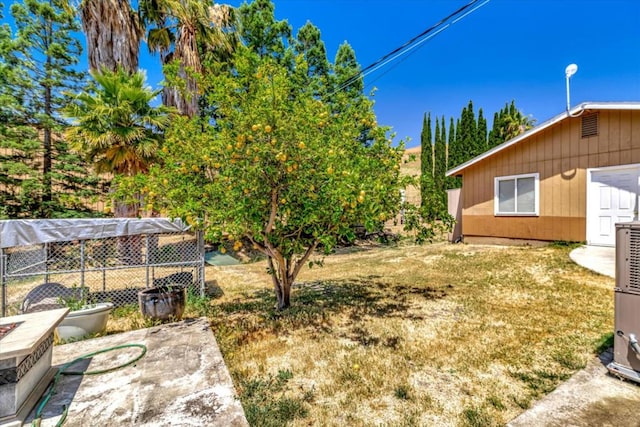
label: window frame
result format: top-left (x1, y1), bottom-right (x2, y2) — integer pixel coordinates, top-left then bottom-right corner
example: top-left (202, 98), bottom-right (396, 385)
top-left (494, 173), bottom-right (540, 216)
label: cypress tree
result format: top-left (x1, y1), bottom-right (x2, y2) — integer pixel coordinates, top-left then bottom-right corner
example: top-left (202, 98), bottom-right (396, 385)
top-left (423, 100), bottom-right (536, 191)
top-left (488, 110), bottom-right (501, 148)
top-left (446, 117), bottom-right (457, 189)
top-left (419, 112), bottom-right (446, 221)
top-left (433, 117), bottom-right (440, 176)
top-left (420, 112), bottom-right (432, 208)
top-left (447, 117), bottom-right (455, 170)
top-left (462, 100), bottom-right (477, 162)
top-left (434, 116), bottom-right (447, 198)
top-left (452, 113), bottom-right (463, 168)
top-left (476, 108), bottom-right (487, 155)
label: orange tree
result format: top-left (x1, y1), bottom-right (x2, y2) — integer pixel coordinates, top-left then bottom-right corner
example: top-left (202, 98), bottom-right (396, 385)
top-left (124, 49), bottom-right (407, 309)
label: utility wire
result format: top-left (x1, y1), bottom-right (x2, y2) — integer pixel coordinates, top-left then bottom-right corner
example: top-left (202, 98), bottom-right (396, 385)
top-left (331, 0), bottom-right (490, 96)
top-left (362, 0), bottom-right (490, 90)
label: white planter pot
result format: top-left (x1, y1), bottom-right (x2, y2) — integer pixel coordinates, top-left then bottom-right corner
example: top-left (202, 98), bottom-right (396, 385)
top-left (56, 302), bottom-right (114, 341)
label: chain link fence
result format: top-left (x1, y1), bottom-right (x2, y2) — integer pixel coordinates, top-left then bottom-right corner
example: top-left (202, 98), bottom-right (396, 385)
top-left (1, 219), bottom-right (205, 316)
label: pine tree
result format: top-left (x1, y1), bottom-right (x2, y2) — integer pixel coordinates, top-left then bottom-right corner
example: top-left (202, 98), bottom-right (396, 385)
top-left (238, 0), bottom-right (292, 61)
top-left (295, 21), bottom-right (330, 80)
top-left (333, 42), bottom-right (364, 99)
top-left (0, 4), bottom-right (38, 218)
top-left (4, 0), bottom-right (101, 218)
top-left (332, 42), bottom-right (373, 146)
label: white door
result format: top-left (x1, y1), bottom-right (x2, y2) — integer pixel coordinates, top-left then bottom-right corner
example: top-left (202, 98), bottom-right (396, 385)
top-left (588, 166), bottom-right (640, 246)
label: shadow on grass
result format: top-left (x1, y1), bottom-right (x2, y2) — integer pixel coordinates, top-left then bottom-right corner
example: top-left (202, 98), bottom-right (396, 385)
top-left (210, 277), bottom-right (450, 426)
top-left (209, 276), bottom-right (451, 348)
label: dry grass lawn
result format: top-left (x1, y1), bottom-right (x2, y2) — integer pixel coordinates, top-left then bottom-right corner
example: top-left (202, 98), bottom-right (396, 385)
top-left (108, 241), bottom-right (614, 426)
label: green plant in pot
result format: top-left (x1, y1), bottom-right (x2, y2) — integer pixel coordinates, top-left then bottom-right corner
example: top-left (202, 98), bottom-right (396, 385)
top-left (57, 286), bottom-right (113, 341)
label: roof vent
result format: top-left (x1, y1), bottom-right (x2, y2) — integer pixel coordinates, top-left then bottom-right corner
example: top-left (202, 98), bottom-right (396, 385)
top-left (581, 113), bottom-right (598, 138)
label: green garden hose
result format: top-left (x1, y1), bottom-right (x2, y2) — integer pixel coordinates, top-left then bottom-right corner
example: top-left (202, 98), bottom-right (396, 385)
top-left (31, 343), bottom-right (147, 427)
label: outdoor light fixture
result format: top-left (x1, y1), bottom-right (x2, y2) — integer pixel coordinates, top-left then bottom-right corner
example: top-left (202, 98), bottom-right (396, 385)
top-left (565, 63), bottom-right (578, 112)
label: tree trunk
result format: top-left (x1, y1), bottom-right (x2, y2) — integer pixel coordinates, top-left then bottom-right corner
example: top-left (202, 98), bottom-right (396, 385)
top-left (269, 257), bottom-right (291, 310)
top-left (80, 0), bottom-right (141, 74)
top-left (264, 242), bottom-right (318, 310)
top-left (274, 278), bottom-right (291, 310)
top-left (114, 193), bottom-right (143, 264)
top-left (167, 27), bottom-right (200, 117)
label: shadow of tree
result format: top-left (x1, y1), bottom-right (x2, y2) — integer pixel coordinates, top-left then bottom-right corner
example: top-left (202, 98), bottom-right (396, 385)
top-left (211, 276), bottom-right (452, 348)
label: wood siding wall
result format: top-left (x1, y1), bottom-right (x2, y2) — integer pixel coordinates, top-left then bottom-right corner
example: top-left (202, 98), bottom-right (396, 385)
top-left (460, 109), bottom-right (640, 241)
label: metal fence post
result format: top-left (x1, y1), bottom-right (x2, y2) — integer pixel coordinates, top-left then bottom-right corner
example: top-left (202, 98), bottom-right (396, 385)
top-left (197, 230), bottom-right (205, 297)
top-left (1, 249), bottom-right (6, 317)
top-left (145, 235), bottom-right (150, 289)
top-left (44, 242), bottom-right (49, 283)
top-left (80, 240), bottom-right (86, 289)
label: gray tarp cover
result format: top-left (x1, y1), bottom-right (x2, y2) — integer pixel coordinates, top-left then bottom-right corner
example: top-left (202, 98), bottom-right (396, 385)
top-left (0, 218), bottom-right (190, 248)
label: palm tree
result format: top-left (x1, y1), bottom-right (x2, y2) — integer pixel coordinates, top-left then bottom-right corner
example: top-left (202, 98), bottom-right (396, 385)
top-left (80, 0), bottom-right (143, 74)
top-left (64, 68), bottom-right (173, 200)
top-left (500, 110), bottom-right (536, 142)
top-left (488, 101), bottom-right (537, 148)
top-left (65, 68), bottom-right (173, 262)
top-left (139, 0), bottom-right (237, 117)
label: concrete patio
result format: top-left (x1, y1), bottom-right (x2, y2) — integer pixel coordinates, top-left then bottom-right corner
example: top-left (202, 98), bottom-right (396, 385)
top-left (569, 245), bottom-right (615, 278)
top-left (24, 318), bottom-right (247, 427)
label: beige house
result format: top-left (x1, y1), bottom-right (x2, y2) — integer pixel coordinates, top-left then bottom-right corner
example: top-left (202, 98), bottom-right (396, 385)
top-left (446, 102), bottom-right (640, 246)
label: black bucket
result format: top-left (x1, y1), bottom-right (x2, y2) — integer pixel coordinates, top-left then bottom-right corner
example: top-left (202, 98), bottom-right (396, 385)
top-left (138, 285), bottom-right (187, 321)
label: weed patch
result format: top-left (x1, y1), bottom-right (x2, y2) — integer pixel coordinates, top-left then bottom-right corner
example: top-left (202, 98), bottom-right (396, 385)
top-left (235, 369), bottom-right (311, 426)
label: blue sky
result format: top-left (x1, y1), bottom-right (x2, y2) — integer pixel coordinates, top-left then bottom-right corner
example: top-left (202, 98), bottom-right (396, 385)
top-left (199, 0), bottom-right (639, 148)
top-left (4, 0), bottom-right (639, 148)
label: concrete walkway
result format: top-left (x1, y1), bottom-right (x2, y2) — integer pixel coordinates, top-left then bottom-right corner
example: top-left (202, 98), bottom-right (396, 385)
top-left (508, 245), bottom-right (640, 426)
top-left (508, 349), bottom-right (640, 426)
top-left (25, 318), bottom-right (248, 427)
top-left (569, 245), bottom-right (615, 278)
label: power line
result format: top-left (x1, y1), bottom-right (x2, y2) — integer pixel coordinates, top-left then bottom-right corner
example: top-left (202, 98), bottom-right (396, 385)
top-left (331, 0), bottom-right (490, 96)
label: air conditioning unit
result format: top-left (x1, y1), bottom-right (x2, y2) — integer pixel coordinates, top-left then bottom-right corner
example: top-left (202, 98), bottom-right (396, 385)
top-left (607, 222), bottom-right (640, 383)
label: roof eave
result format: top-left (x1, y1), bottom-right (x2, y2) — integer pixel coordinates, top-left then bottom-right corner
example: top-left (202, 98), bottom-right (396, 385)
top-left (445, 102), bottom-right (640, 177)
